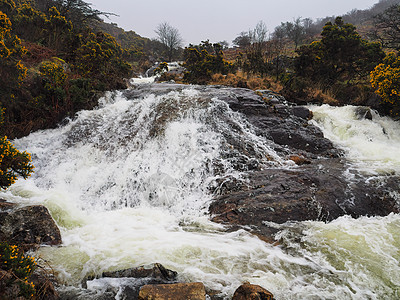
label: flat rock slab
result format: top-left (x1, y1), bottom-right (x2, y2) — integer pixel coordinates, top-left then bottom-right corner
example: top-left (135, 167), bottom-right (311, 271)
top-left (138, 282), bottom-right (206, 300)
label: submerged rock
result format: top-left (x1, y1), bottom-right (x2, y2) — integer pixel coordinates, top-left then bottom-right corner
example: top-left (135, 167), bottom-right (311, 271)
top-left (354, 106), bottom-right (373, 120)
top-left (0, 204), bottom-right (61, 250)
top-left (76, 263), bottom-right (178, 300)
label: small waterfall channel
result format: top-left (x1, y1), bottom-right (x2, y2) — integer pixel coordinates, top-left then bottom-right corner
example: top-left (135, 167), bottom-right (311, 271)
top-left (1, 85), bottom-right (399, 299)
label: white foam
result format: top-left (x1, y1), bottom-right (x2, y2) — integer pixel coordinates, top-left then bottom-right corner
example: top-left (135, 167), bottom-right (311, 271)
top-left (309, 104), bottom-right (400, 175)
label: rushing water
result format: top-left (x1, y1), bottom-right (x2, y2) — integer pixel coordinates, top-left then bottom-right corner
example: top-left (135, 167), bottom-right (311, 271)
top-left (1, 89), bottom-right (400, 299)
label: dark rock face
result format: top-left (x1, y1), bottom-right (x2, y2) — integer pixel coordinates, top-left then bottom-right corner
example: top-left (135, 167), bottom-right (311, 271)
top-left (0, 204), bottom-right (62, 250)
top-left (210, 161), bottom-right (399, 237)
top-left (232, 283), bottom-right (274, 300)
top-left (206, 86), bottom-right (399, 236)
top-left (214, 88), bottom-right (338, 157)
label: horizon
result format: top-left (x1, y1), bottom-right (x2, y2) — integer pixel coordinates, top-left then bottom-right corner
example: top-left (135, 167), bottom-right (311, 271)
top-left (90, 0), bottom-right (382, 45)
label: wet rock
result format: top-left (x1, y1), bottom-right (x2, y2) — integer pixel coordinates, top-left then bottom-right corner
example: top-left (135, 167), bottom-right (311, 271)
top-left (355, 106), bottom-right (373, 120)
top-left (232, 283), bottom-right (274, 300)
top-left (204, 86), bottom-right (339, 157)
top-left (290, 106), bottom-right (313, 120)
top-left (288, 155), bottom-right (311, 165)
top-left (0, 205), bottom-right (61, 250)
top-left (0, 199), bottom-right (16, 211)
top-left (101, 263), bottom-right (177, 282)
top-left (210, 159), bottom-right (400, 237)
top-left (138, 282), bottom-right (206, 300)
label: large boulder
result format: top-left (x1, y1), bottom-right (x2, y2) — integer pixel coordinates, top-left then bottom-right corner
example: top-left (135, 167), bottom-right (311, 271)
top-left (210, 159), bottom-right (399, 237)
top-left (0, 204), bottom-right (62, 250)
top-left (206, 86), bottom-right (399, 237)
top-left (232, 283), bottom-right (274, 300)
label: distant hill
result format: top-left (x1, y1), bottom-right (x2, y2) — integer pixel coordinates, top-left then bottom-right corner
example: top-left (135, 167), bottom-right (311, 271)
top-left (94, 21), bottom-right (150, 51)
top-left (311, 0), bottom-right (400, 37)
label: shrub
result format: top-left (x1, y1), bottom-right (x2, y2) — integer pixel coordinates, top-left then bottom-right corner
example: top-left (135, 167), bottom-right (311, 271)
top-left (183, 41), bottom-right (235, 84)
top-left (370, 52), bottom-right (400, 105)
top-left (295, 17), bottom-right (385, 85)
top-left (154, 61), bottom-right (168, 75)
top-left (0, 242), bottom-right (37, 298)
top-left (0, 135), bottom-right (34, 189)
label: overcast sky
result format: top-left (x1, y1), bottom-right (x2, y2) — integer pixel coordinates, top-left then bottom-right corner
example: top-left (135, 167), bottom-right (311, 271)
top-left (89, 0), bottom-right (380, 45)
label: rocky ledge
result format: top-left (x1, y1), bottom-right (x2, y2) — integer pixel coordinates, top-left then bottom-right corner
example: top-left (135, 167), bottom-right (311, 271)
top-left (207, 87), bottom-right (399, 237)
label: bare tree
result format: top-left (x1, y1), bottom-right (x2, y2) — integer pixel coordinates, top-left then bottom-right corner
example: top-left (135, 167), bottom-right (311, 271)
top-left (249, 21), bottom-right (269, 51)
top-left (372, 4), bottom-right (400, 50)
top-left (284, 17), bottom-right (305, 49)
top-left (242, 21), bottom-right (269, 75)
top-left (155, 22), bottom-right (183, 62)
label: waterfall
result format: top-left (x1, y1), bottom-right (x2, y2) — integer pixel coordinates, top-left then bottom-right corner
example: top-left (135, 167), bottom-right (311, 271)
top-left (1, 88), bottom-right (399, 299)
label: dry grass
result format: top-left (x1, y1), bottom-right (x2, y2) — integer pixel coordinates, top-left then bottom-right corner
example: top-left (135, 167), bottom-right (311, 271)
top-left (210, 72), bottom-right (283, 93)
top-left (305, 86), bottom-right (339, 105)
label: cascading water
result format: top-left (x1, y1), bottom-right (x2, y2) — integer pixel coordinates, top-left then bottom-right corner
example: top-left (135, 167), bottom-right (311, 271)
top-left (1, 88), bottom-right (400, 299)
top-left (309, 104), bottom-right (400, 175)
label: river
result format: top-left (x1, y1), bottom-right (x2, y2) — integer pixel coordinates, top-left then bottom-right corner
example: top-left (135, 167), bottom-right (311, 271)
top-left (1, 86), bottom-right (399, 299)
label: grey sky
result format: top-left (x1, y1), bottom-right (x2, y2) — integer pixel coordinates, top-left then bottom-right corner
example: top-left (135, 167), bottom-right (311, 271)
top-left (90, 0), bottom-right (380, 45)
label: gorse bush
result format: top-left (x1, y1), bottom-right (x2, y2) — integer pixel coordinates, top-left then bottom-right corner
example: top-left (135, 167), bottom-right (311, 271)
top-left (0, 135), bottom-right (34, 189)
top-left (370, 52), bottom-right (400, 116)
top-left (0, 242), bottom-right (37, 298)
top-left (183, 41), bottom-right (235, 84)
top-left (294, 17), bottom-right (385, 85)
top-left (154, 61), bottom-right (168, 75)
top-left (0, 0), bottom-right (133, 138)
top-left (0, 10), bottom-right (27, 97)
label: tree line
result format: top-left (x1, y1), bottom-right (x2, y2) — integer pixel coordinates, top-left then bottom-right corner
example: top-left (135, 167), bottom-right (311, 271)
top-left (172, 2), bottom-right (400, 117)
